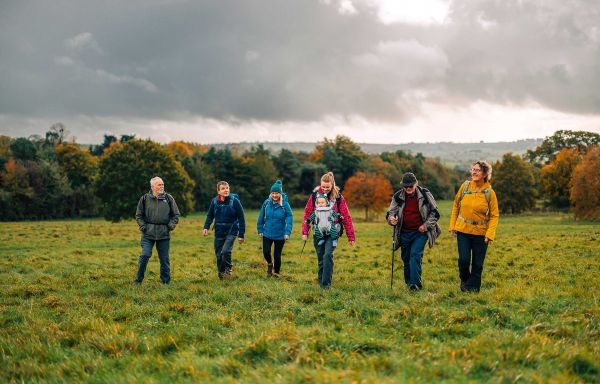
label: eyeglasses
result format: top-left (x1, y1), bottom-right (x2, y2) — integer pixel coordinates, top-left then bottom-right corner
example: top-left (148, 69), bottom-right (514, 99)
top-left (471, 169), bottom-right (482, 173)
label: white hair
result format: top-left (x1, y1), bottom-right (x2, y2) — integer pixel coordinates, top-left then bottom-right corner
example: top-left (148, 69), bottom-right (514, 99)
top-left (150, 176), bottom-right (163, 187)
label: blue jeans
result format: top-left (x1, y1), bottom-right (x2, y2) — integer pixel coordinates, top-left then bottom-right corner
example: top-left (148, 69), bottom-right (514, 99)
top-left (214, 235), bottom-right (236, 274)
top-left (314, 235), bottom-right (336, 288)
top-left (399, 231), bottom-right (428, 288)
top-left (136, 236), bottom-right (170, 283)
top-left (457, 232), bottom-right (489, 291)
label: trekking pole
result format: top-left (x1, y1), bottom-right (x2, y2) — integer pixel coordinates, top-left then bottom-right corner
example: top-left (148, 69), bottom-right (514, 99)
top-left (391, 222), bottom-right (397, 290)
top-left (301, 221), bottom-right (311, 254)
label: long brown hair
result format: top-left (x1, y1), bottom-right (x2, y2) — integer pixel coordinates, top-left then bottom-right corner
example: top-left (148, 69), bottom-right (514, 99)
top-left (321, 172), bottom-right (340, 200)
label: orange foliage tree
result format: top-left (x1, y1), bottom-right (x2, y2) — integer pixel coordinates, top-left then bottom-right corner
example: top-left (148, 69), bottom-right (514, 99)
top-left (344, 172), bottom-right (393, 221)
top-left (540, 147), bottom-right (581, 207)
top-left (570, 146), bottom-right (600, 220)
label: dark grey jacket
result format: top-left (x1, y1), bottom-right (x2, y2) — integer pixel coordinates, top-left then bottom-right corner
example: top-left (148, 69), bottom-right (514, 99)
top-left (386, 186), bottom-right (442, 249)
top-left (135, 192), bottom-right (180, 240)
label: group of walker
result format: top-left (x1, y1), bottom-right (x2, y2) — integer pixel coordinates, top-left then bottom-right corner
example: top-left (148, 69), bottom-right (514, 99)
top-left (133, 163), bottom-right (499, 293)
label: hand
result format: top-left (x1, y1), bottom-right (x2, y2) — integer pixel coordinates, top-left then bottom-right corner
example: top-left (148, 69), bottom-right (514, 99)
top-left (349, 240), bottom-right (355, 246)
top-left (390, 216), bottom-right (398, 225)
top-left (418, 224), bottom-right (426, 233)
top-left (450, 230), bottom-right (457, 236)
top-left (238, 237), bottom-right (245, 244)
top-left (484, 237), bottom-right (491, 244)
top-left (202, 229), bottom-right (208, 236)
top-left (302, 234), bottom-right (308, 241)
top-left (284, 235), bottom-right (289, 241)
top-left (259, 233), bottom-right (263, 238)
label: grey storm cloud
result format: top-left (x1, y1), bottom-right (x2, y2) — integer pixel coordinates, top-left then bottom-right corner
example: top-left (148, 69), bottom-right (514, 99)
top-left (0, 0), bottom-right (599, 126)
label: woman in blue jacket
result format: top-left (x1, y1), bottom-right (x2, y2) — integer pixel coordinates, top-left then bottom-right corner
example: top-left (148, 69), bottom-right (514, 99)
top-left (257, 180), bottom-right (293, 278)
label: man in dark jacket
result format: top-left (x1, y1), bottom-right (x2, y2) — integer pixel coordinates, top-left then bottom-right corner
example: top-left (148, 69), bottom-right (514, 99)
top-left (386, 172), bottom-right (441, 291)
top-left (133, 176), bottom-right (180, 285)
top-left (203, 181), bottom-right (246, 280)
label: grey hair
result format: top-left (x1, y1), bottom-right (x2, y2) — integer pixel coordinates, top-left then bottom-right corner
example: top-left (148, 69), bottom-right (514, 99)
top-left (472, 161), bottom-right (492, 182)
top-left (150, 176), bottom-right (163, 187)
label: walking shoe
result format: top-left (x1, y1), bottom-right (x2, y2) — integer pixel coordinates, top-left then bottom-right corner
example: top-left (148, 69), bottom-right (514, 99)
top-left (273, 272), bottom-right (280, 278)
top-left (225, 268), bottom-right (232, 276)
top-left (267, 263), bottom-right (273, 277)
top-left (132, 280), bottom-right (142, 285)
top-left (409, 284), bottom-right (420, 291)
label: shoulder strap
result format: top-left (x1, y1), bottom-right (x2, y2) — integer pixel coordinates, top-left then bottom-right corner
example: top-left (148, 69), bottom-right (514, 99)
top-left (418, 186), bottom-right (432, 209)
top-left (311, 191), bottom-right (317, 209)
top-left (457, 181), bottom-right (470, 214)
top-left (262, 198), bottom-right (269, 224)
top-left (165, 193), bottom-right (174, 214)
top-left (335, 193), bottom-right (342, 212)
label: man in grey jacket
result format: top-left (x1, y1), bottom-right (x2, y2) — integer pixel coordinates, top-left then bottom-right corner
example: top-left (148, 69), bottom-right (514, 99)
top-left (386, 172), bottom-right (441, 291)
top-left (133, 176), bottom-right (180, 285)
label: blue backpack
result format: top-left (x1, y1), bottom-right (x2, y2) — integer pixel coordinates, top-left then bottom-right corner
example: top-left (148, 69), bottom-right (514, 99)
top-left (261, 193), bottom-right (289, 224)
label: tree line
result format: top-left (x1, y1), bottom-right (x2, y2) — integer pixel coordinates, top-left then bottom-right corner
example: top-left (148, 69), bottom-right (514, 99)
top-left (1, 126), bottom-right (599, 221)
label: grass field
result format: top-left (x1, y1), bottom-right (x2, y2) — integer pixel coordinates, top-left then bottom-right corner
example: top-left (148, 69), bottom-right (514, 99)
top-left (1, 201), bottom-right (599, 383)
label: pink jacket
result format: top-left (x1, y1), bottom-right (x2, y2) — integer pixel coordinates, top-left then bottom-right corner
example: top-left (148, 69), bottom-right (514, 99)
top-left (302, 187), bottom-right (355, 242)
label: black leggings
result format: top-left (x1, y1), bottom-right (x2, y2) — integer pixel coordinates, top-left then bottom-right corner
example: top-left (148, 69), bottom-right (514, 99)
top-left (262, 237), bottom-right (285, 273)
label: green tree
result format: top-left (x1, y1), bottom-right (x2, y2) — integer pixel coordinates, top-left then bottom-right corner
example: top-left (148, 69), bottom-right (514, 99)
top-left (181, 152), bottom-right (216, 212)
top-left (55, 143), bottom-right (100, 216)
top-left (493, 153), bottom-right (537, 214)
top-left (95, 139), bottom-right (194, 221)
top-left (273, 149), bottom-right (301, 194)
top-left (9, 138), bottom-right (38, 161)
top-left (571, 146), bottom-right (600, 220)
top-left (313, 135), bottom-right (367, 188)
top-left (526, 130), bottom-right (600, 166)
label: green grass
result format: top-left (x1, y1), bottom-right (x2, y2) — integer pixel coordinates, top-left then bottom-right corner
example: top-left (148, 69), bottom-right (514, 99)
top-left (1, 201), bottom-right (599, 383)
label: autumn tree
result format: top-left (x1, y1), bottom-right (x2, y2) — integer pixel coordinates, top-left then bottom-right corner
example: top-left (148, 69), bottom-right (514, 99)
top-left (540, 147), bottom-right (581, 208)
top-left (493, 153), bottom-right (537, 214)
top-left (571, 146), bottom-right (600, 220)
top-left (343, 172), bottom-right (393, 221)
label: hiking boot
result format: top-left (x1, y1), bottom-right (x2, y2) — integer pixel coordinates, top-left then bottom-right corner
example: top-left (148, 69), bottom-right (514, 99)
top-left (218, 272), bottom-right (224, 280)
top-left (273, 272), bottom-right (280, 278)
top-left (225, 268), bottom-right (232, 276)
top-left (409, 284), bottom-right (420, 291)
top-left (267, 263), bottom-right (273, 277)
top-left (132, 280), bottom-right (142, 285)
top-left (460, 281), bottom-right (467, 292)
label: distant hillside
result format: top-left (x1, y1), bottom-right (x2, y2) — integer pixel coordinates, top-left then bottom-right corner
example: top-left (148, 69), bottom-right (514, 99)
top-left (211, 139), bottom-right (543, 168)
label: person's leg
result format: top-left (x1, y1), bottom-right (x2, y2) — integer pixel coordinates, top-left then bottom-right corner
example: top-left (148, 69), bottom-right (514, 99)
top-left (273, 239), bottom-right (285, 275)
top-left (214, 236), bottom-right (226, 276)
top-left (220, 235), bottom-right (237, 274)
top-left (399, 232), bottom-right (413, 286)
top-left (457, 232), bottom-right (473, 291)
top-left (320, 237), bottom-right (336, 288)
top-left (467, 235), bottom-right (489, 292)
top-left (263, 236), bottom-right (274, 276)
top-left (314, 236), bottom-right (325, 284)
top-left (156, 238), bottom-right (171, 284)
top-left (409, 233), bottom-right (428, 289)
top-left (135, 236), bottom-right (154, 282)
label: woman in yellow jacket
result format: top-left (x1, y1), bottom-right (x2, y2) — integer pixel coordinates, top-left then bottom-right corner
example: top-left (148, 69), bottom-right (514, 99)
top-left (449, 160), bottom-right (499, 292)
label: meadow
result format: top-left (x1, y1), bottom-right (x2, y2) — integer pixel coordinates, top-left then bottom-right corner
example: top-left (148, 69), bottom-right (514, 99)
top-left (1, 201), bottom-right (599, 383)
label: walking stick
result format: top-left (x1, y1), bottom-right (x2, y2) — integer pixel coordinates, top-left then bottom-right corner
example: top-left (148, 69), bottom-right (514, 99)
top-left (301, 220), bottom-right (311, 254)
top-left (391, 222), bottom-right (397, 289)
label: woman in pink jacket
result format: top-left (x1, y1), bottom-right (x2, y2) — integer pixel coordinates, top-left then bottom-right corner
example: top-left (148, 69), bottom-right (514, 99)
top-left (302, 172), bottom-right (356, 289)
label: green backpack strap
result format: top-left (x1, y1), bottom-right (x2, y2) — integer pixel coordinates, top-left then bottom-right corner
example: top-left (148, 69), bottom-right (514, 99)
top-left (457, 180), bottom-right (470, 214)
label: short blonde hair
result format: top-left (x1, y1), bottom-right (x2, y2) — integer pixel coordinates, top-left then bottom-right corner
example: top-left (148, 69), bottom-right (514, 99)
top-left (216, 181), bottom-right (229, 191)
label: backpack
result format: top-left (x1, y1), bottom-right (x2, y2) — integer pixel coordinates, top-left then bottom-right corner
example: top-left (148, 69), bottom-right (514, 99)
top-left (311, 191), bottom-right (344, 236)
top-left (212, 193), bottom-right (239, 212)
top-left (261, 193), bottom-right (289, 224)
top-left (393, 186), bottom-right (436, 212)
top-left (457, 181), bottom-right (491, 225)
top-left (142, 192), bottom-right (174, 223)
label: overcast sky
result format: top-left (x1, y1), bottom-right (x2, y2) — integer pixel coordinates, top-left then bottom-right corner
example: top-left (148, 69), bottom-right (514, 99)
top-left (1, 0), bottom-right (599, 144)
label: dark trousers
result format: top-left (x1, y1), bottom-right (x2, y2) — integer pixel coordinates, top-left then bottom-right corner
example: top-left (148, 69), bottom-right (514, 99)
top-left (136, 236), bottom-right (170, 283)
top-left (262, 237), bottom-right (285, 273)
top-left (214, 235), bottom-right (236, 273)
top-left (314, 235), bottom-right (336, 288)
top-left (399, 231), bottom-right (428, 288)
top-left (457, 232), bottom-right (489, 291)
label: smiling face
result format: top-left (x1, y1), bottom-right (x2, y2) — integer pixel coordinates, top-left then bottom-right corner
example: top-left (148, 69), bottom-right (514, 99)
top-left (320, 181), bottom-right (332, 194)
top-left (471, 164), bottom-right (484, 182)
top-left (271, 192), bottom-right (281, 202)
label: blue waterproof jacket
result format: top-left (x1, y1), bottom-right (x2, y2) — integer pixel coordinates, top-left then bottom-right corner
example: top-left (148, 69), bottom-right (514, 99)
top-left (204, 194), bottom-right (246, 238)
top-left (257, 194), bottom-right (293, 241)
